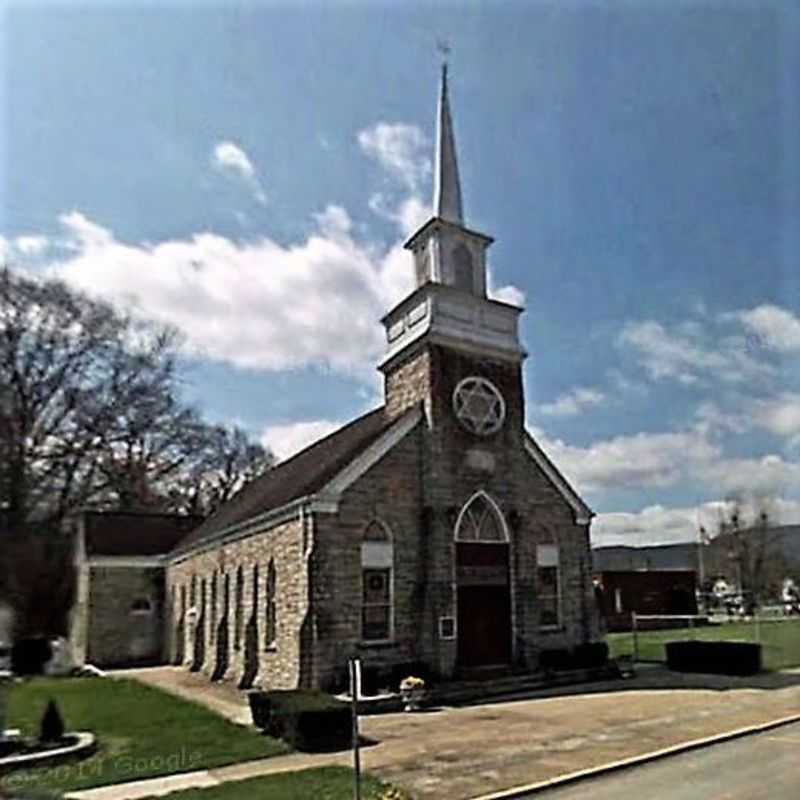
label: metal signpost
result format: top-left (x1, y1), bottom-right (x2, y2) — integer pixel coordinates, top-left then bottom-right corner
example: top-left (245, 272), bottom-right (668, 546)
top-left (349, 657), bottom-right (362, 800)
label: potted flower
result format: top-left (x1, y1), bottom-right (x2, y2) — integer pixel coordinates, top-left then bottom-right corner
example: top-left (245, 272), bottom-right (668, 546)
top-left (399, 675), bottom-right (426, 712)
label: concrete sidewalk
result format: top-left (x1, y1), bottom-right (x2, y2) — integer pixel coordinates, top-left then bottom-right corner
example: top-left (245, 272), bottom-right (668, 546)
top-left (78, 666), bottom-right (800, 800)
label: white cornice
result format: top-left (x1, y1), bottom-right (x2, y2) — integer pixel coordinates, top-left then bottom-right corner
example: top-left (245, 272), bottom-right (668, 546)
top-left (523, 432), bottom-right (594, 526)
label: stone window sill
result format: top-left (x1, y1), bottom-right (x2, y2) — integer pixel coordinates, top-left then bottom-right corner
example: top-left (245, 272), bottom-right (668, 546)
top-left (539, 625), bottom-right (565, 633)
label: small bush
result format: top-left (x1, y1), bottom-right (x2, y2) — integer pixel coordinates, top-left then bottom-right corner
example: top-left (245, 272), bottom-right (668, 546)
top-left (248, 690), bottom-right (351, 752)
top-left (539, 648), bottom-right (572, 671)
top-left (573, 642), bottom-right (609, 669)
top-left (40, 699), bottom-right (66, 743)
top-left (11, 637), bottom-right (53, 675)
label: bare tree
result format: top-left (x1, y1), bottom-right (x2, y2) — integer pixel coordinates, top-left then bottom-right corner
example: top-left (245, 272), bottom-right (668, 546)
top-left (164, 423), bottom-right (274, 516)
top-left (710, 496), bottom-right (788, 609)
top-left (0, 267), bottom-right (180, 527)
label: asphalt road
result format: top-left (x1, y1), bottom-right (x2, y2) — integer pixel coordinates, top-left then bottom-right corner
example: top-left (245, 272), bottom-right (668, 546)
top-left (525, 721), bottom-right (800, 800)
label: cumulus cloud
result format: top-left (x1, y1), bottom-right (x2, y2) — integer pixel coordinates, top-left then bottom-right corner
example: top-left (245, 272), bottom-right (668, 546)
top-left (540, 387), bottom-right (605, 417)
top-left (0, 236), bottom-right (9, 262)
top-left (737, 304), bottom-right (800, 353)
top-left (211, 140), bottom-right (267, 205)
top-left (358, 123), bottom-right (431, 191)
top-left (532, 420), bottom-right (800, 498)
top-left (368, 193), bottom-right (431, 237)
top-left (753, 393), bottom-right (800, 438)
top-left (14, 235), bottom-right (49, 257)
top-left (260, 419), bottom-right (344, 462)
top-left (49, 208), bottom-right (413, 377)
top-left (618, 317), bottom-right (775, 386)
top-left (532, 427), bottom-right (720, 492)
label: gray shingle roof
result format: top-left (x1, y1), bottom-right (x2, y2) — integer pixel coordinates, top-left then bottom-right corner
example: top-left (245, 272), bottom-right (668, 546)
top-left (83, 511), bottom-right (202, 557)
top-left (173, 406), bottom-right (389, 554)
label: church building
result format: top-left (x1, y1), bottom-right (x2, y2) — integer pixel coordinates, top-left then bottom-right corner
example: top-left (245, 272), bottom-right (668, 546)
top-left (74, 66), bottom-right (599, 690)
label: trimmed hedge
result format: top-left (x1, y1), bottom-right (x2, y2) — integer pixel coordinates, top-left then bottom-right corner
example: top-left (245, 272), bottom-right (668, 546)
top-left (248, 690), bottom-right (351, 752)
top-left (540, 642), bottom-right (609, 672)
top-left (11, 637), bottom-right (52, 675)
top-left (665, 640), bottom-right (762, 676)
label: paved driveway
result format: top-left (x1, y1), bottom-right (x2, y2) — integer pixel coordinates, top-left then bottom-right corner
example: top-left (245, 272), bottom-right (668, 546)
top-left (120, 667), bottom-right (800, 800)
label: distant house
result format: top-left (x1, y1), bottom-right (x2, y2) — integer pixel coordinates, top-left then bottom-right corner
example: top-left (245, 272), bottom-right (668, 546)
top-left (594, 570), bottom-right (698, 632)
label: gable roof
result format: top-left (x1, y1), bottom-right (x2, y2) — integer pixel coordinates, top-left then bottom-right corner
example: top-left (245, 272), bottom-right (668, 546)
top-left (173, 406), bottom-right (391, 554)
top-left (523, 431), bottom-right (593, 524)
top-left (83, 511), bottom-right (203, 557)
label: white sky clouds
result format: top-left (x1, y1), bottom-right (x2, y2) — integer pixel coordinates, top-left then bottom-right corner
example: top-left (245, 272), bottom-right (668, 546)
top-left (211, 140), bottom-right (267, 205)
top-left (617, 317), bottom-right (773, 386)
top-left (737, 305), bottom-right (800, 353)
top-left (50, 208), bottom-right (410, 377)
top-left (540, 387), bottom-right (605, 417)
top-left (260, 419), bottom-right (344, 462)
top-left (14, 235), bottom-right (49, 256)
top-left (358, 122), bottom-right (431, 192)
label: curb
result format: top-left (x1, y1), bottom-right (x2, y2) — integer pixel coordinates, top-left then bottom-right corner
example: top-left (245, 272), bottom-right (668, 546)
top-left (468, 712), bottom-right (800, 800)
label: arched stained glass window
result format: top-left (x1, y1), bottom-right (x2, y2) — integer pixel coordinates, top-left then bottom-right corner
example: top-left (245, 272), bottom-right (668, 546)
top-left (455, 493), bottom-right (507, 542)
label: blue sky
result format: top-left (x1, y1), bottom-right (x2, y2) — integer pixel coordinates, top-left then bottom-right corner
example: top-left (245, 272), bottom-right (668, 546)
top-left (2, 0), bottom-right (799, 546)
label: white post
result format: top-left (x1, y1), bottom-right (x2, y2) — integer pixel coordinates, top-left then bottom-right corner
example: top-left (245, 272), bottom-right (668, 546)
top-left (349, 658), bottom-right (361, 800)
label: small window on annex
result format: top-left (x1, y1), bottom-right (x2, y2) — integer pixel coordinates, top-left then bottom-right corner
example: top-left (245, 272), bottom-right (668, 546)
top-left (361, 521), bottom-right (393, 642)
top-left (537, 544), bottom-right (561, 628)
top-left (130, 597), bottom-right (152, 615)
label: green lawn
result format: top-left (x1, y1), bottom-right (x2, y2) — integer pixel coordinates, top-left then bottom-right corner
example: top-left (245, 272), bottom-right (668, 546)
top-left (140, 768), bottom-right (408, 800)
top-left (1, 677), bottom-right (288, 795)
top-left (607, 617), bottom-right (800, 669)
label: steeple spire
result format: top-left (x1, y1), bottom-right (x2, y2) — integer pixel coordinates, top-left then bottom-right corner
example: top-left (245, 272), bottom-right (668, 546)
top-left (433, 61), bottom-right (463, 224)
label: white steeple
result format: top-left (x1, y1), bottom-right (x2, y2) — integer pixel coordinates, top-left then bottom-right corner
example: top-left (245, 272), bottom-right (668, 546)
top-left (381, 61), bottom-right (525, 374)
top-left (433, 63), bottom-right (463, 225)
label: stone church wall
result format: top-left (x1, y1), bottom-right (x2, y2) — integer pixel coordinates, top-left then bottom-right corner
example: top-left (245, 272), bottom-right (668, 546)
top-left (85, 565), bottom-right (164, 667)
top-left (310, 423), bottom-right (426, 691)
top-left (166, 516), bottom-right (307, 691)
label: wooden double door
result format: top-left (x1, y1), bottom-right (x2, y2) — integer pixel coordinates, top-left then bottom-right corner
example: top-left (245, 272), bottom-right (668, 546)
top-left (456, 543), bottom-right (512, 668)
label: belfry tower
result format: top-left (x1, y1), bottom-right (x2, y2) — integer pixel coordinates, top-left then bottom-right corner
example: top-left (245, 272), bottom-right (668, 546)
top-left (380, 62), bottom-right (526, 425)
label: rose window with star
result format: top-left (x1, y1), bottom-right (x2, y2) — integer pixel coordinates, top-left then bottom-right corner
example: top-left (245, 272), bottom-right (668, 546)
top-left (452, 376), bottom-right (506, 436)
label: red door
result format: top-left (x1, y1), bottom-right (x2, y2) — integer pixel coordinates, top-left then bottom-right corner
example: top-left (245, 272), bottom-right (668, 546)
top-left (456, 543), bottom-right (511, 668)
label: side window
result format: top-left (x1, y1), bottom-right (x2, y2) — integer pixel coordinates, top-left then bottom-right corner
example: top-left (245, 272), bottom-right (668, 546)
top-left (537, 544), bottom-right (561, 628)
top-left (234, 567), bottom-right (244, 650)
top-left (265, 559), bottom-right (277, 648)
top-left (361, 521), bottom-right (393, 642)
top-left (130, 597), bottom-right (152, 615)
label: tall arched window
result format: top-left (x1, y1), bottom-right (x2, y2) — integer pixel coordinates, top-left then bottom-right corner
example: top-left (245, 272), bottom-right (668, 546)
top-left (361, 520), bottom-right (393, 642)
top-left (536, 533), bottom-right (561, 629)
top-left (265, 559), bottom-right (277, 648)
top-left (210, 573), bottom-right (218, 644)
top-left (189, 574), bottom-right (197, 608)
top-left (454, 492), bottom-right (507, 542)
top-left (234, 566), bottom-right (244, 650)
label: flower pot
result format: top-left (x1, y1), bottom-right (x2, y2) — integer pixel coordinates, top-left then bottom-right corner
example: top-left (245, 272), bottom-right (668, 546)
top-left (400, 686), bottom-right (425, 712)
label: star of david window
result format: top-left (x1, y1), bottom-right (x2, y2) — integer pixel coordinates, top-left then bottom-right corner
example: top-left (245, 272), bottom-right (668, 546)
top-left (452, 376), bottom-right (506, 436)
